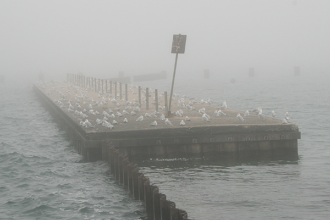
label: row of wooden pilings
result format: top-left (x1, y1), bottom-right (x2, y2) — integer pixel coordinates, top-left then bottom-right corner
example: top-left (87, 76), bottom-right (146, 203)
top-left (108, 146), bottom-right (190, 220)
top-left (66, 73), bottom-right (170, 115)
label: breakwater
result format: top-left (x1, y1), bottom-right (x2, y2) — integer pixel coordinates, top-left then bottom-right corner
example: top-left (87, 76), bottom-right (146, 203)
top-left (33, 74), bottom-right (301, 219)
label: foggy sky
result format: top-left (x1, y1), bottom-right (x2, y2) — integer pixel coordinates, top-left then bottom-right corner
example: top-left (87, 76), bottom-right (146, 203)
top-left (1, 0), bottom-right (329, 81)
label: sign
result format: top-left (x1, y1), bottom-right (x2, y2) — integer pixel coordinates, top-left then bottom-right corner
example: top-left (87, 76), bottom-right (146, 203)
top-left (171, 34), bottom-right (187, 53)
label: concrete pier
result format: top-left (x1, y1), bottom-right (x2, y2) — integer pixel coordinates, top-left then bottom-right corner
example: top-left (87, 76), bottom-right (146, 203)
top-left (34, 76), bottom-right (300, 219)
top-left (34, 79), bottom-right (300, 163)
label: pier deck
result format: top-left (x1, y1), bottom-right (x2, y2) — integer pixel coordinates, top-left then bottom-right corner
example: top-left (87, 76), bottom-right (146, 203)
top-left (34, 80), bottom-right (300, 162)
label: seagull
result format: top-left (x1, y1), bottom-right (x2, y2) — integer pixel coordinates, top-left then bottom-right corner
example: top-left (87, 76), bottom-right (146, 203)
top-left (185, 116), bottom-right (191, 121)
top-left (282, 118), bottom-right (288, 124)
top-left (123, 110), bottom-right (129, 115)
top-left (258, 112), bottom-right (266, 119)
top-left (244, 110), bottom-right (249, 117)
top-left (202, 113), bottom-right (210, 122)
top-left (96, 118), bottom-right (102, 124)
top-left (160, 114), bottom-right (165, 120)
top-left (220, 101), bottom-right (227, 109)
top-left (175, 111), bottom-right (183, 117)
top-left (150, 121), bottom-right (157, 126)
top-left (123, 118), bottom-right (128, 123)
top-left (179, 120), bottom-right (185, 126)
top-left (145, 113), bottom-right (152, 118)
top-left (131, 111), bottom-right (136, 116)
top-left (165, 118), bottom-right (173, 126)
top-left (237, 113), bottom-right (245, 122)
top-left (136, 115), bottom-right (143, 122)
top-left (285, 112), bottom-right (290, 121)
top-left (84, 119), bottom-right (94, 128)
top-left (112, 120), bottom-right (118, 124)
top-left (271, 110), bottom-right (276, 117)
top-left (218, 109), bottom-right (226, 116)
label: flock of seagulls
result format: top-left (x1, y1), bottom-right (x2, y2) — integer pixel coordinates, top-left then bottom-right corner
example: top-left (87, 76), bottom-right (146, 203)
top-left (40, 81), bottom-right (293, 132)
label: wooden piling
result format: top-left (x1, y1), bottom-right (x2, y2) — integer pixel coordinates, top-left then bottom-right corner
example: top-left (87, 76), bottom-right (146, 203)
top-left (146, 87), bottom-right (149, 110)
top-left (120, 83), bottom-right (122, 100)
top-left (164, 91), bottom-right (168, 115)
top-left (115, 82), bottom-right (117, 99)
top-left (155, 89), bottom-right (158, 112)
top-left (110, 81), bottom-right (112, 94)
top-left (125, 84), bottom-right (128, 102)
top-left (138, 86), bottom-right (141, 106)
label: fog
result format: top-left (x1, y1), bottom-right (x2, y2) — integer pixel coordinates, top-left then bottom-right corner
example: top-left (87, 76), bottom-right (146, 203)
top-left (1, 0), bottom-right (330, 83)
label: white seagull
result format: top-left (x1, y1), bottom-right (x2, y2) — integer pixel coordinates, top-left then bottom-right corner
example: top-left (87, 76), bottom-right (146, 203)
top-left (165, 118), bottom-right (173, 126)
top-left (136, 115), bottom-right (143, 122)
top-left (237, 113), bottom-right (245, 122)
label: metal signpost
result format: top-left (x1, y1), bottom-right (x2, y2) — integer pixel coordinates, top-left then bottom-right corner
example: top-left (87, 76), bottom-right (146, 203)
top-left (168, 34), bottom-right (187, 117)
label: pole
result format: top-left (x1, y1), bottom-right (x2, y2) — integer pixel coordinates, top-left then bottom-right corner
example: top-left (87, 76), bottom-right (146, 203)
top-left (125, 84), bottom-right (128, 102)
top-left (168, 52), bottom-right (179, 117)
top-left (155, 89), bottom-right (158, 112)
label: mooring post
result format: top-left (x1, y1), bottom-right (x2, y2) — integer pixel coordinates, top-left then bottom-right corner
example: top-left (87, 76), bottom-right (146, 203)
top-left (110, 81), bottom-right (112, 94)
top-left (105, 79), bottom-right (108, 93)
top-left (94, 78), bottom-right (96, 92)
top-left (132, 167), bottom-right (139, 199)
top-left (155, 89), bottom-right (158, 112)
top-left (146, 87), bottom-right (149, 110)
top-left (125, 84), bottom-right (128, 102)
top-left (101, 79), bottom-right (103, 94)
top-left (120, 83), bottom-right (122, 100)
top-left (164, 91), bottom-right (168, 115)
top-left (98, 79), bottom-right (100, 93)
top-left (138, 86), bottom-right (141, 106)
top-left (153, 186), bottom-right (161, 220)
top-left (115, 82), bottom-right (117, 99)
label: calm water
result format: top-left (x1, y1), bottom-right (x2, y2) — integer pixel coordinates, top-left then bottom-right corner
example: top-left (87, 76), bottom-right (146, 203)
top-left (1, 73), bottom-right (330, 219)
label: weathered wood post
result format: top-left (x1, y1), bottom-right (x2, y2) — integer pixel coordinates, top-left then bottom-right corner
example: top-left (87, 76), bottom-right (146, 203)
top-left (138, 86), bottom-right (141, 106)
top-left (132, 166), bottom-right (139, 199)
top-left (138, 173), bottom-right (146, 201)
top-left (164, 91), bottom-right (168, 115)
top-left (127, 162), bottom-right (134, 193)
top-left (115, 82), bottom-right (117, 99)
top-left (101, 79), bottom-right (104, 94)
top-left (110, 81), bottom-right (112, 94)
top-left (146, 87), bottom-right (149, 110)
top-left (159, 194), bottom-right (169, 220)
top-left (153, 186), bottom-right (161, 220)
top-left (155, 89), bottom-right (158, 112)
top-left (105, 79), bottom-right (108, 93)
top-left (125, 84), bottom-right (128, 102)
top-left (144, 179), bottom-right (155, 218)
top-left (118, 154), bottom-right (124, 185)
top-left (120, 83), bottom-right (122, 100)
